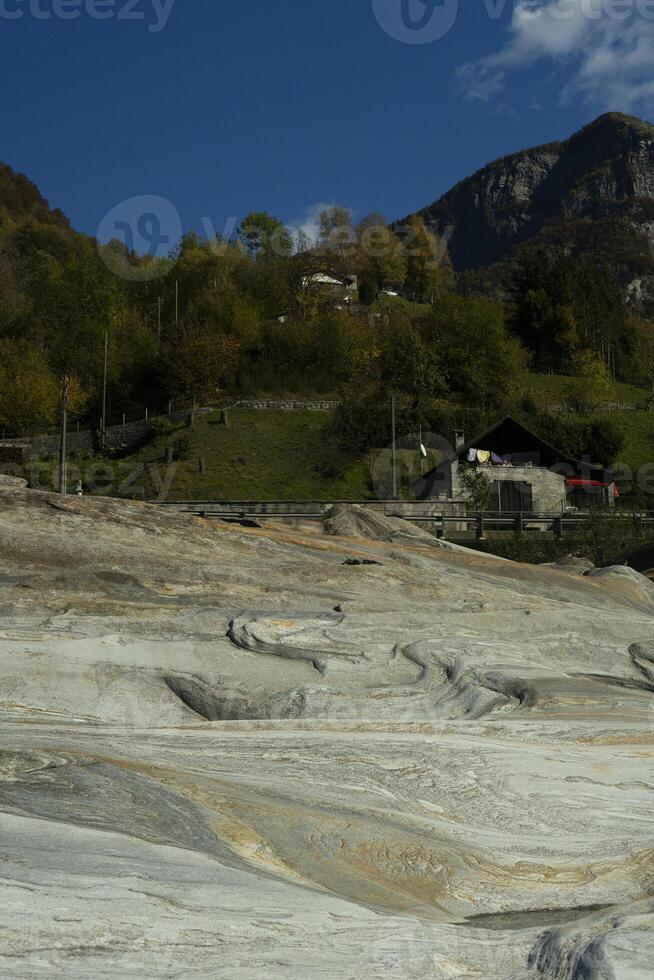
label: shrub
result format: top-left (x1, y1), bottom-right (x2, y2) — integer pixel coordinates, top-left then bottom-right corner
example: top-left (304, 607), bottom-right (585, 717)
top-left (458, 467), bottom-right (492, 513)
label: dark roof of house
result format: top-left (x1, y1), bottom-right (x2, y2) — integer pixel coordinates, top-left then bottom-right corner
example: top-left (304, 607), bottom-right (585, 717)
top-left (426, 415), bottom-right (609, 479)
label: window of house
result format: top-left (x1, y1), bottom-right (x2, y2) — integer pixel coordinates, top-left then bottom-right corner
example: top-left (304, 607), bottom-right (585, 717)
top-left (492, 481), bottom-right (534, 513)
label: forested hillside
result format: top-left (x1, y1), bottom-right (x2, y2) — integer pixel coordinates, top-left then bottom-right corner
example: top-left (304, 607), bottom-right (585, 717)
top-left (1, 128), bottom-right (654, 502)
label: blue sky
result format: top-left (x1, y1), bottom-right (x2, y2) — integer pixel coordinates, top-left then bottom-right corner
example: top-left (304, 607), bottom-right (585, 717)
top-left (2, 0), bottom-right (653, 245)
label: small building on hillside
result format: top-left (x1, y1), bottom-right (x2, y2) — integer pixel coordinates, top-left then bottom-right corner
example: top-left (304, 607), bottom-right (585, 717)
top-left (419, 416), bottom-right (616, 513)
top-left (302, 273), bottom-right (358, 302)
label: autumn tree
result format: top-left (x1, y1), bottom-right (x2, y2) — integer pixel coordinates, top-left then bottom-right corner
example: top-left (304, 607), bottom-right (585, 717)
top-left (318, 206), bottom-right (356, 277)
top-left (565, 350), bottom-right (612, 414)
top-left (238, 212), bottom-right (292, 258)
top-left (162, 326), bottom-right (240, 404)
top-left (355, 213), bottom-right (407, 303)
top-left (0, 340), bottom-right (86, 433)
top-left (400, 215), bottom-right (453, 304)
top-left (379, 314), bottom-right (445, 408)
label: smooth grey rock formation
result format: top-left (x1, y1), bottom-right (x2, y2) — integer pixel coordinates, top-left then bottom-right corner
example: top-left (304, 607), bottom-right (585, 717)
top-left (0, 476), bottom-right (652, 978)
top-left (541, 554), bottom-right (596, 576)
top-left (323, 503), bottom-right (442, 543)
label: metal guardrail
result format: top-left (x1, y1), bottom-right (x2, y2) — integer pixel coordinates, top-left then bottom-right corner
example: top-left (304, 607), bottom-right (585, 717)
top-left (158, 501), bottom-right (654, 538)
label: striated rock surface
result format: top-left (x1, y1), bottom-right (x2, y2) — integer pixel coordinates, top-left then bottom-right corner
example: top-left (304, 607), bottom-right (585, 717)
top-left (0, 476), bottom-right (652, 978)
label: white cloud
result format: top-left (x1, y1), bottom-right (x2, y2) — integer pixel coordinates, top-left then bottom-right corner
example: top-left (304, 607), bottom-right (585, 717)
top-left (286, 202), bottom-right (356, 250)
top-left (286, 202), bottom-right (331, 247)
top-left (458, 0), bottom-right (654, 114)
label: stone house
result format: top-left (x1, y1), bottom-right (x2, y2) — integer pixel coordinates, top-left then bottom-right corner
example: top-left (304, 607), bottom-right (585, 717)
top-left (301, 273), bottom-right (358, 302)
top-left (419, 416), bottom-right (616, 513)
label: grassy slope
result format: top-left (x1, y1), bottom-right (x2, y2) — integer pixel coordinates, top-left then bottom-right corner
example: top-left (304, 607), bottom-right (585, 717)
top-left (516, 372), bottom-right (645, 409)
top-left (117, 409), bottom-right (374, 501)
top-left (593, 410), bottom-right (654, 472)
top-left (371, 296), bottom-right (432, 317)
top-left (520, 374), bottom-right (653, 472)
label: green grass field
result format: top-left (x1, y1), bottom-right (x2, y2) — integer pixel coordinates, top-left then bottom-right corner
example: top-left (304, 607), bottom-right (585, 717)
top-left (85, 410), bottom-right (375, 501)
top-left (593, 410), bottom-right (654, 472)
top-left (517, 372), bottom-right (646, 410)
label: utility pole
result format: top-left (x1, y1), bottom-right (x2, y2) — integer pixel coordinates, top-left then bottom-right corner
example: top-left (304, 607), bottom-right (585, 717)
top-left (391, 396), bottom-right (398, 500)
top-left (157, 296), bottom-right (162, 352)
top-left (58, 374), bottom-right (69, 495)
top-left (101, 331), bottom-right (108, 451)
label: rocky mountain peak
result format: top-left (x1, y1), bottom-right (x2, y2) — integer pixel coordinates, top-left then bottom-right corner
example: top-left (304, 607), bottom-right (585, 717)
top-left (408, 113), bottom-right (654, 272)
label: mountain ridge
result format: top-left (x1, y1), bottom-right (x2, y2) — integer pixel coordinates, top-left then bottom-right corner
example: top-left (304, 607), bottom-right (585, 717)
top-left (0, 161), bottom-right (71, 231)
top-left (405, 112), bottom-right (654, 274)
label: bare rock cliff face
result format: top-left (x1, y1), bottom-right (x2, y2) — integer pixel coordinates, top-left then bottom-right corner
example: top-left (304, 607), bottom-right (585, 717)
top-left (410, 112), bottom-right (654, 271)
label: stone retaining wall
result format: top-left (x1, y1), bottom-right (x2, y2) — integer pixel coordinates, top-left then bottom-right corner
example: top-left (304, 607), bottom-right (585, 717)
top-left (25, 418), bottom-right (154, 458)
top-left (30, 429), bottom-right (95, 458)
top-left (4, 401), bottom-right (340, 459)
top-left (230, 399), bottom-right (340, 412)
